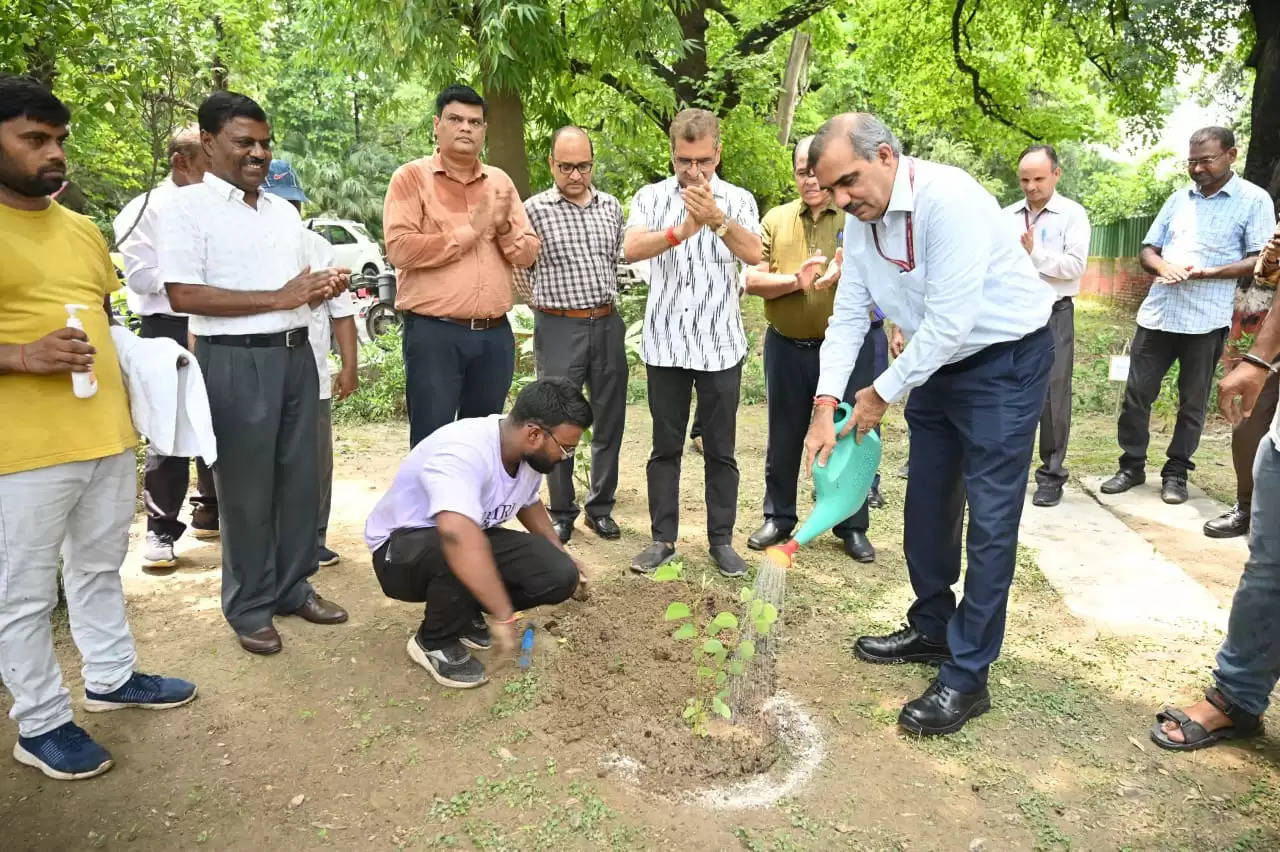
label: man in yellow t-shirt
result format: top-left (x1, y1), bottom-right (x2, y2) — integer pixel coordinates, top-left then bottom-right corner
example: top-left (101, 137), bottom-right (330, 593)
top-left (0, 75), bottom-right (196, 782)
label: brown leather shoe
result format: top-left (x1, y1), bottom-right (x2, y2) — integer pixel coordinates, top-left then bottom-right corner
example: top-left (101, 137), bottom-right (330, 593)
top-left (237, 626), bottom-right (282, 655)
top-left (291, 593), bottom-right (348, 624)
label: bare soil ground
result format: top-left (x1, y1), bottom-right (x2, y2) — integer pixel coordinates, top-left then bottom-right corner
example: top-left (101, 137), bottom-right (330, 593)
top-left (3, 405), bottom-right (1278, 851)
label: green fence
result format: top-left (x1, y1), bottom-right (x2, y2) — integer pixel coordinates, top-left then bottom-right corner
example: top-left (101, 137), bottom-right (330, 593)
top-left (1089, 215), bottom-right (1154, 259)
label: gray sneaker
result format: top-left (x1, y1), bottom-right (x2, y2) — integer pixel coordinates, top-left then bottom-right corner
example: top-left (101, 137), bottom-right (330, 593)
top-left (406, 636), bottom-right (488, 688)
top-left (459, 617), bottom-right (492, 650)
top-left (142, 532), bottom-right (177, 570)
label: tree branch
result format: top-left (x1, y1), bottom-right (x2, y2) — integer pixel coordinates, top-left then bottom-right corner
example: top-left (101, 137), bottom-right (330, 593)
top-left (571, 60), bottom-right (669, 127)
top-left (712, 0), bottom-right (836, 113)
top-left (950, 0), bottom-right (1040, 139)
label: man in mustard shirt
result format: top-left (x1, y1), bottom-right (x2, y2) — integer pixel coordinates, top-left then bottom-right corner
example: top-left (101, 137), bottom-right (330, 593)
top-left (744, 135), bottom-right (885, 562)
top-left (0, 75), bottom-right (196, 781)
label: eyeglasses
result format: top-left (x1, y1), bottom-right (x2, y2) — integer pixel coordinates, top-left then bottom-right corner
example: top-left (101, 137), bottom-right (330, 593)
top-left (554, 161), bottom-right (594, 175)
top-left (674, 156), bottom-right (716, 170)
top-left (540, 427), bottom-right (576, 459)
top-left (443, 114), bottom-right (486, 129)
top-left (1187, 151), bottom-right (1227, 168)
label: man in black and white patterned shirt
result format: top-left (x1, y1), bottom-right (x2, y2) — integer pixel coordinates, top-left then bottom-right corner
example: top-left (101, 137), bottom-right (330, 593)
top-left (523, 127), bottom-right (627, 545)
top-left (622, 108), bottom-right (762, 578)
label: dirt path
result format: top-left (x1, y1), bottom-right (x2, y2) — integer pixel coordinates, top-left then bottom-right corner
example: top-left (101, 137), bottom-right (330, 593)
top-left (3, 405), bottom-right (1279, 850)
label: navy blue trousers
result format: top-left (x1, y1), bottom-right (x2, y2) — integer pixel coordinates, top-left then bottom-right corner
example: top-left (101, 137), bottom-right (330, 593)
top-left (402, 313), bottom-right (515, 448)
top-left (903, 325), bottom-right (1053, 693)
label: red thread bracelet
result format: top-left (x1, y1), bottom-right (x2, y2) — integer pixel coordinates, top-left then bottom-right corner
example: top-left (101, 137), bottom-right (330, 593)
top-left (494, 615), bottom-right (519, 625)
top-left (664, 226), bottom-right (681, 247)
top-left (813, 395), bottom-right (838, 407)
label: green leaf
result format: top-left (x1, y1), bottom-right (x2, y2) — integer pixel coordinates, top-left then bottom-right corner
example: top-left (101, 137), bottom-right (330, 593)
top-left (672, 623), bottom-right (696, 640)
top-left (712, 697), bottom-right (731, 719)
top-left (739, 587), bottom-right (755, 603)
top-left (728, 660), bottom-right (745, 676)
top-left (749, 599), bottom-right (764, 620)
top-left (761, 603), bottom-right (778, 625)
top-left (709, 612), bottom-right (738, 632)
top-left (738, 640), bottom-right (756, 661)
top-left (702, 638), bottom-right (725, 655)
top-left (664, 602), bottom-right (691, 621)
top-left (697, 666), bottom-right (715, 680)
top-left (714, 649), bottom-right (728, 664)
top-left (715, 671), bottom-right (727, 686)
top-left (682, 704), bottom-right (699, 719)
top-left (755, 618), bottom-right (774, 636)
top-left (652, 563), bottom-right (682, 582)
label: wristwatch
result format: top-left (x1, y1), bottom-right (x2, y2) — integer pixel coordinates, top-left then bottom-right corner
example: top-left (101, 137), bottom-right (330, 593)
top-left (714, 219), bottom-right (730, 238)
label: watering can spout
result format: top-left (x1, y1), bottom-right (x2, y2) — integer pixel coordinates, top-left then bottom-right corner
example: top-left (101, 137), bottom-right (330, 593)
top-left (792, 402), bottom-right (882, 547)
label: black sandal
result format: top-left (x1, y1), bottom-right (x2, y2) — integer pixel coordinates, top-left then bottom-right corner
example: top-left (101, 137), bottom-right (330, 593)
top-left (1150, 685), bottom-right (1264, 752)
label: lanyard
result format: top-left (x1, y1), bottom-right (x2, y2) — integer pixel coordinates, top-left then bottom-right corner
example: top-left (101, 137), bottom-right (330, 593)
top-left (871, 158), bottom-right (915, 272)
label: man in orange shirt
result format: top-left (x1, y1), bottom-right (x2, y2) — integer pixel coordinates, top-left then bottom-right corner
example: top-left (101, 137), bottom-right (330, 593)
top-left (383, 85), bottom-right (541, 447)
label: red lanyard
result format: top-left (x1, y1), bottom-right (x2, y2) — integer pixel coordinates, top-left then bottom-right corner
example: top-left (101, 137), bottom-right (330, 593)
top-left (1022, 208), bottom-right (1033, 232)
top-left (871, 158), bottom-right (915, 273)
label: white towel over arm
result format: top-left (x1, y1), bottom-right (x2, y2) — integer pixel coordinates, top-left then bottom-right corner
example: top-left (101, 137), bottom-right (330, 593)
top-left (110, 326), bottom-right (217, 465)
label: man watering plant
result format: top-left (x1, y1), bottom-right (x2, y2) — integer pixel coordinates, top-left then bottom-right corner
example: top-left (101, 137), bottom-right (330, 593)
top-left (365, 378), bottom-right (591, 689)
top-left (804, 112), bottom-right (1055, 737)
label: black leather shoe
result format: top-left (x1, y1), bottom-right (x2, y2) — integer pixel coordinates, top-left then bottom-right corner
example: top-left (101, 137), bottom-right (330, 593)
top-left (747, 520), bottom-right (792, 551)
top-left (586, 515), bottom-right (621, 540)
top-left (552, 520), bottom-right (573, 543)
top-left (867, 486), bottom-right (885, 509)
top-left (854, 624), bottom-right (950, 665)
top-left (1101, 467), bottom-right (1145, 494)
top-left (709, 545), bottom-right (748, 578)
top-left (1032, 482), bottom-right (1063, 507)
top-left (1161, 476), bottom-right (1189, 505)
top-left (1205, 504), bottom-right (1250, 539)
top-left (898, 679), bottom-right (991, 736)
top-left (841, 530), bottom-right (876, 563)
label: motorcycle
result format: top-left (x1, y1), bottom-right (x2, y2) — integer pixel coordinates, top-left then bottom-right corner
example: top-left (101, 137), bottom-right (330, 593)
top-left (350, 270), bottom-right (400, 339)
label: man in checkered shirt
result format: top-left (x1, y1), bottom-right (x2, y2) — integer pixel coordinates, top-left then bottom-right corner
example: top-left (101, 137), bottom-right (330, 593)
top-left (1103, 126), bottom-right (1277, 504)
top-left (521, 127), bottom-right (627, 545)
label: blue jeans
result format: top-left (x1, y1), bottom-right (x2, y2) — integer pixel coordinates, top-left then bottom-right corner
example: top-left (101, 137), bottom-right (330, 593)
top-left (1213, 434), bottom-right (1280, 716)
top-left (903, 326), bottom-right (1054, 693)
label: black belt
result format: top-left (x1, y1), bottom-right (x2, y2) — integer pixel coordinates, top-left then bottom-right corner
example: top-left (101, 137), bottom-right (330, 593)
top-left (772, 319), bottom-right (882, 350)
top-left (937, 324), bottom-right (1051, 375)
top-left (201, 328), bottom-right (309, 348)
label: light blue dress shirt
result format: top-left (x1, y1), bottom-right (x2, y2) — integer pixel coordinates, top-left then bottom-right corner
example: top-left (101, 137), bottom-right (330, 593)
top-left (1138, 174), bottom-right (1275, 335)
top-left (818, 157), bottom-right (1055, 403)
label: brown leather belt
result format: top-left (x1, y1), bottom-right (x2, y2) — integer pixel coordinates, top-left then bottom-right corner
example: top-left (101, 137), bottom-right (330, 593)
top-left (535, 303), bottom-right (615, 319)
top-left (429, 315), bottom-right (508, 330)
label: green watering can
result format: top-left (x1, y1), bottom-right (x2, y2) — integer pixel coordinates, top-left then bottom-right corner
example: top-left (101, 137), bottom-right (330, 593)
top-left (767, 402), bottom-right (883, 567)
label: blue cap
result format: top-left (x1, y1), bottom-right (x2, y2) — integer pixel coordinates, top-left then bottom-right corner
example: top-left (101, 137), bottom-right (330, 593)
top-left (262, 159), bottom-right (309, 203)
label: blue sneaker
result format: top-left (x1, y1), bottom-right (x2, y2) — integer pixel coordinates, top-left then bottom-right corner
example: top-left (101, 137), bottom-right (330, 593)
top-left (14, 721), bottom-right (114, 780)
top-left (83, 671), bottom-right (198, 713)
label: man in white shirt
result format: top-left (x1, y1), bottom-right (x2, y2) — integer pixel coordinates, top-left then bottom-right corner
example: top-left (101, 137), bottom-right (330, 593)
top-left (805, 112), bottom-right (1055, 737)
top-left (1002, 145), bottom-right (1092, 508)
top-left (261, 159), bottom-right (359, 569)
top-left (622, 108), bottom-right (762, 579)
top-left (113, 125), bottom-right (220, 568)
top-left (159, 92), bottom-right (350, 656)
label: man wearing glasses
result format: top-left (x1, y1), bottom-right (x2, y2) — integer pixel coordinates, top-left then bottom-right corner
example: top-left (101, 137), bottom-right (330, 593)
top-left (365, 379), bottom-right (590, 689)
top-left (805, 113), bottom-right (1054, 736)
top-left (1102, 127), bottom-right (1276, 505)
top-left (383, 84), bottom-right (541, 448)
top-left (520, 127), bottom-right (626, 545)
top-left (622, 108), bottom-right (762, 578)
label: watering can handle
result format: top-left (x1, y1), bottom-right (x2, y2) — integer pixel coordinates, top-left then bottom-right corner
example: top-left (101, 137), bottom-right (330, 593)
top-left (832, 401), bottom-right (854, 435)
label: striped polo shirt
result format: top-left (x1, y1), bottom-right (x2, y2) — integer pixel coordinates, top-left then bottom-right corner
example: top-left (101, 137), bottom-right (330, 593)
top-left (625, 176), bottom-right (760, 371)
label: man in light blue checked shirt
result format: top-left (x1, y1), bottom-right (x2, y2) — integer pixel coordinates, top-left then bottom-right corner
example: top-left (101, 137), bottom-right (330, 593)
top-left (1102, 127), bottom-right (1276, 505)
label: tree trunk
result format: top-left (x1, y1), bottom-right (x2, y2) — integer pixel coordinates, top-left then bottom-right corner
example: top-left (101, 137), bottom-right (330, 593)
top-left (774, 33), bottom-right (811, 145)
top-left (1245, 2), bottom-right (1280, 206)
top-left (484, 84), bottom-right (532, 199)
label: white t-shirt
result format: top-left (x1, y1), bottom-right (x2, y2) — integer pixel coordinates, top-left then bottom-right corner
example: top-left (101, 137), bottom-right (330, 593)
top-left (364, 415), bottom-right (542, 550)
top-left (301, 229), bottom-right (357, 401)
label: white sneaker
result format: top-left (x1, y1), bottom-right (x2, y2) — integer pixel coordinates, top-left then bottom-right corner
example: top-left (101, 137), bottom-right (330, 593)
top-left (142, 532), bottom-right (177, 570)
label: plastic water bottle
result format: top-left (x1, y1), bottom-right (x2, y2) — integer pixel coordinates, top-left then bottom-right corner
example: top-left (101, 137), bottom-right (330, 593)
top-left (64, 303), bottom-right (98, 399)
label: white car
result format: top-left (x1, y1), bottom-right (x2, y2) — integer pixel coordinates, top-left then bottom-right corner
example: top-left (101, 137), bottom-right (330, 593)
top-left (304, 218), bottom-right (389, 278)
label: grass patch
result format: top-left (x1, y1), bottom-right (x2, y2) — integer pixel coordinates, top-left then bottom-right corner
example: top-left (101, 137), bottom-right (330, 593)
top-left (490, 671), bottom-right (541, 719)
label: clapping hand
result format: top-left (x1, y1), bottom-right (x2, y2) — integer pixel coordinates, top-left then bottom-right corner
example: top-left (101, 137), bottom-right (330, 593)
top-left (813, 247), bottom-right (843, 290)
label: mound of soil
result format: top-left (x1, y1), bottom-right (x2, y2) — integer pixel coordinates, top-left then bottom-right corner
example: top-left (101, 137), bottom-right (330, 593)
top-left (525, 577), bottom-right (781, 792)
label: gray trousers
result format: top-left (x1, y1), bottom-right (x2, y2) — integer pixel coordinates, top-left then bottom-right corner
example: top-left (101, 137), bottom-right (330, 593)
top-left (1035, 297), bottom-right (1075, 486)
top-left (532, 309), bottom-right (628, 522)
top-left (196, 335), bottom-right (319, 633)
top-left (317, 398), bottom-right (333, 548)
